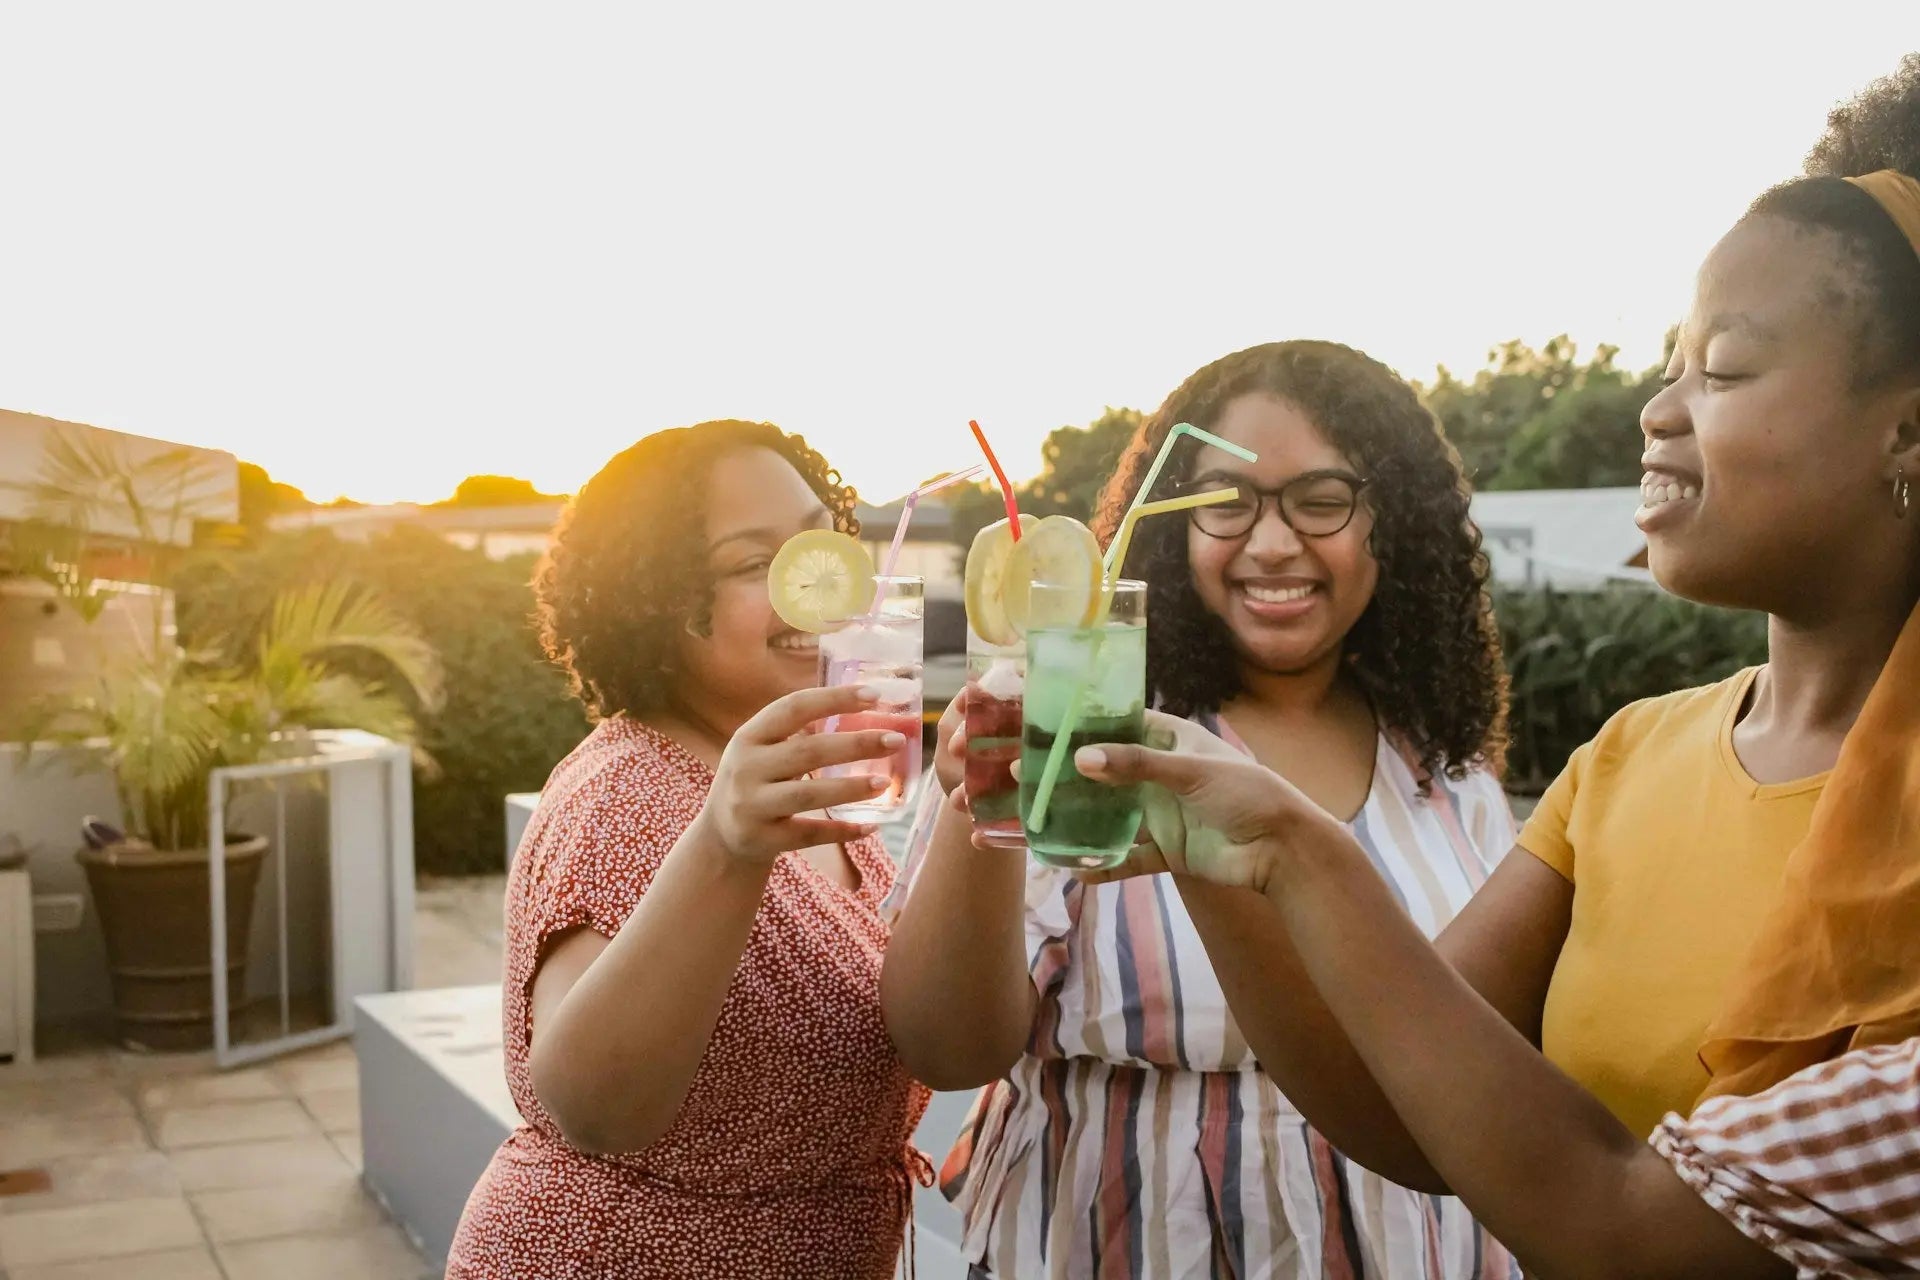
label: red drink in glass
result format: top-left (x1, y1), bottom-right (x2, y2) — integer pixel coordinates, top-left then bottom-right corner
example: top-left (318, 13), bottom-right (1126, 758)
top-left (964, 637), bottom-right (1025, 849)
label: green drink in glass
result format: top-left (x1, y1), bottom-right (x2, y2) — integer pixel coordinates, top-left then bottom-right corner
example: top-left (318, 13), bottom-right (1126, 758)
top-left (1020, 579), bottom-right (1147, 869)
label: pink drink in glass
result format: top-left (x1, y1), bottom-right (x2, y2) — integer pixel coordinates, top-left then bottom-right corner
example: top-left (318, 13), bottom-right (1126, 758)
top-left (818, 576), bottom-right (924, 823)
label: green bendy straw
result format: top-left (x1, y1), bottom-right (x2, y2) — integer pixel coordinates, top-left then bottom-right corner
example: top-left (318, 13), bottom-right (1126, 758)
top-left (1025, 423), bottom-right (1259, 832)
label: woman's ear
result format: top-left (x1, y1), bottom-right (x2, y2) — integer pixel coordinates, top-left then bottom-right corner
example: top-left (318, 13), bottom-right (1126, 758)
top-left (1888, 384), bottom-right (1920, 519)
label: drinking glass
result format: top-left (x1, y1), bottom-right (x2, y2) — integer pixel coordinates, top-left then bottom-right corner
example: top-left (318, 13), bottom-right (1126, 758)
top-left (818, 575), bottom-right (924, 821)
top-left (963, 629), bottom-right (1025, 849)
top-left (1019, 579), bottom-right (1147, 869)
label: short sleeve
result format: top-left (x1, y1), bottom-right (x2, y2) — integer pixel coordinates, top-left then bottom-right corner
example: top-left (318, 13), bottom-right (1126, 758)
top-left (1647, 1039), bottom-right (1920, 1278)
top-left (1458, 765), bottom-right (1519, 873)
top-left (1516, 739), bottom-right (1589, 882)
top-left (512, 757), bottom-right (686, 975)
top-left (501, 743), bottom-right (693, 1135)
top-left (1023, 863), bottom-right (1076, 983)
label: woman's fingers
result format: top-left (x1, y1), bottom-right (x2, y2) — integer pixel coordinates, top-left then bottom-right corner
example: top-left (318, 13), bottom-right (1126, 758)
top-left (747, 683), bottom-right (882, 743)
top-left (763, 728), bottom-right (902, 779)
top-left (785, 815), bottom-right (881, 846)
top-left (1073, 742), bottom-right (1213, 795)
top-left (763, 775), bottom-right (893, 816)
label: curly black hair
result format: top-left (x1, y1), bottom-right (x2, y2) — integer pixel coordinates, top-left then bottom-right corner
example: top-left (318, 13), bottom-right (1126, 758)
top-left (1744, 54), bottom-right (1920, 389)
top-left (1093, 340), bottom-right (1508, 782)
top-left (534, 420), bottom-right (859, 721)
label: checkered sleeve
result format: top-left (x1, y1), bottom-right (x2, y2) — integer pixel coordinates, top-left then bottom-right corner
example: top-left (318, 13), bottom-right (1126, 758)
top-left (1649, 1038), bottom-right (1920, 1278)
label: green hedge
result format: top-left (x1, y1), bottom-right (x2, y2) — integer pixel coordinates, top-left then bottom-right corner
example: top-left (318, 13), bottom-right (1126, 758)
top-left (175, 528), bottom-right (590, 876)
top-left (1494, 586), bottom-right (1767, 795)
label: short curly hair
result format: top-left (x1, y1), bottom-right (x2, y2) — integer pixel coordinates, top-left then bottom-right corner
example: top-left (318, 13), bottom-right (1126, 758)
top-left (1094, 340), bottom-right (1508, 782)
top-left (534, 421), bottom-right (859, 720)
top-left (1744, 54), bottom-right (1920, 390)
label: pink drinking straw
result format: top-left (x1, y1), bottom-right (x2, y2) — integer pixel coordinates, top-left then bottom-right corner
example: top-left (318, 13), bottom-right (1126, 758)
top-left (876, 465), bottom-right (985, 580)
top-left (969, 419), bottom-right (1022, 541)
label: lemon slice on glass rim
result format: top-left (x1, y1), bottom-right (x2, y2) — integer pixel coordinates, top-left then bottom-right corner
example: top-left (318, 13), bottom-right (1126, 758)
top-left (1002, 515), bottom-right (1104, 636)
top-left (962, 514), bottom-right (1039, 646)
top-left (767, 529), bottom-right (875, 633)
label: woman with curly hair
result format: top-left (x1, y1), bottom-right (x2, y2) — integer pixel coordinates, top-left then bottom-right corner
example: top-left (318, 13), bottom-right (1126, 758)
top-left (1063, 55), bottom-right (1920, 1277)
top-left (447, 420), bottom-right (930, 1279)
top-left (881, 341), bottom-right (1518, 1278)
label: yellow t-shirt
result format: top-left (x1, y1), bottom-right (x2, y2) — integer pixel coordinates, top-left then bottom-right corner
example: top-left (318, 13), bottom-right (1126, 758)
top-left (1518, 668), bottom-right (1828, 1137)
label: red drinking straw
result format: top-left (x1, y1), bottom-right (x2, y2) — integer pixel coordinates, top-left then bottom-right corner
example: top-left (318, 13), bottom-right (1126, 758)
top-left (969, 419), bottom-right (1022, 541)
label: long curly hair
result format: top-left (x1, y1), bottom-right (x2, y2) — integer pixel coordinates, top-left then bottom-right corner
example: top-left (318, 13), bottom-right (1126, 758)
top-left (1094, 340), bottom-right (1508, 781)
top-left (534, 420), bottom-right (859, 721)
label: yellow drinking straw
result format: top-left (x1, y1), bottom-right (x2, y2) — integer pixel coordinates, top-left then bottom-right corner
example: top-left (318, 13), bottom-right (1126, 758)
top-left (1026, 422), bottom-right (1258, 831)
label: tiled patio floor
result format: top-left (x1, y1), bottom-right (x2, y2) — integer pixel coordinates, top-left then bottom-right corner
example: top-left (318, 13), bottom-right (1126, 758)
top-left (0, 874), bottom-right (508, 1280)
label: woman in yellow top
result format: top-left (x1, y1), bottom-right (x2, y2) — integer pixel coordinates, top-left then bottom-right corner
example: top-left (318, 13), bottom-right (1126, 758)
top-left (1124, 55), bottom-right (1920, 1193)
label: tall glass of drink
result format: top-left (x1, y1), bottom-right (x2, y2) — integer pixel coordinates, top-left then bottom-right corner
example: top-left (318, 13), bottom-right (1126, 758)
top-left (1019, 579), bottom-right (1147, 869)
top-left (963, 629), bottom-right (1025, 848)
top-left (818, 575), bottom-right (924, 822)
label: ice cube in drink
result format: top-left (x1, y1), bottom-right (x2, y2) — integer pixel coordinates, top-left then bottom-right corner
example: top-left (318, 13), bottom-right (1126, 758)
top-left (817, 577), bottom-right (924, 823)
top-left (1018, 583), bottom-right (1147, 869)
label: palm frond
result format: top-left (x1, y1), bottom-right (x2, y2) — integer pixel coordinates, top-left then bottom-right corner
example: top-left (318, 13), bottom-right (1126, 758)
top-left (259, 582), bottom-right (444, 712)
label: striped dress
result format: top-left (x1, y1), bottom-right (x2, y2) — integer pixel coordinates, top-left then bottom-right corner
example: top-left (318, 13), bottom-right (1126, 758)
top-left (889, 712), bottom-right (1520, 1279)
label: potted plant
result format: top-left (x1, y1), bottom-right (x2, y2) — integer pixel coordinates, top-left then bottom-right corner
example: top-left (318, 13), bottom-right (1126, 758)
top-left (6, 426), bottom-right (442, 1049)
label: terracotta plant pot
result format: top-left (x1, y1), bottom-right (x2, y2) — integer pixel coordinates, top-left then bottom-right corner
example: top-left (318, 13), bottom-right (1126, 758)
top-left (76, 835), bottom-right (269, 1052)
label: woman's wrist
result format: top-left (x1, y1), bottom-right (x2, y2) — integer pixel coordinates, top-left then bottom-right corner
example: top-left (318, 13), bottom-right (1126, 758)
top-left (1250, 796), bottom-right (1352, 900)
top-left (680, 810), bottom-right (779, 891)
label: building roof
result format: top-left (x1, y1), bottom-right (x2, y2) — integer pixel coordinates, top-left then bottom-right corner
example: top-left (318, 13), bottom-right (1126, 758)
top-left (1469, 487), bottom-right (1651, 589)
top-left (855, 496), bottom-right (957, 540)
top-left (270, 501), bottom-right (566, 536)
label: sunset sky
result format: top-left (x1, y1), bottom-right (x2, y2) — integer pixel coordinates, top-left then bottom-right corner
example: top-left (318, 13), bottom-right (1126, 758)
top-left (2, 4), bottom-right (1913, 503)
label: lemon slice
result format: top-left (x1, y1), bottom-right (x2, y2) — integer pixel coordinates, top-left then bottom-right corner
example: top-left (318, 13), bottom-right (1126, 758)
top-left (963, 514), bottom-right (1038, 646)
top-left (1003, 515), bottom-right (1103, 635)
top-left (767, 529), bottom-right (875, 633)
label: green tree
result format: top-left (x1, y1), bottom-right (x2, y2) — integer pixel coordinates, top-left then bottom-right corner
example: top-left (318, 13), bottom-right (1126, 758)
top-left (948, 407), bottom-right (1141, 548)
top-left (1419, 337), bottom-right (1586, 486)
top-left (440, 474), bottom-right (565, 507)
top-left (236, 461), bottom-right (311, 533)
top-left (1417, 337), bottom-right (1664, 491)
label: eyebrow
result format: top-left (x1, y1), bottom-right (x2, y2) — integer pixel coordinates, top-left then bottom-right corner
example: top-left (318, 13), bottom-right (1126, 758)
top-left (1699, 312), bottom-right (1781, 343)
top-left (708, 508), bottom-right (832, 553)
top-left (1187, 466), bottom-right (1361, 488)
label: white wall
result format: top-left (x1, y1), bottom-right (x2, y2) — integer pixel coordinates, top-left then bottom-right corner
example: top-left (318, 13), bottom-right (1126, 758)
top-left (0, 410), bottom-right (238, 542)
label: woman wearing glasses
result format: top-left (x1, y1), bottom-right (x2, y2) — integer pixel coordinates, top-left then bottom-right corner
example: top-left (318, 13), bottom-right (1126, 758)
top-left (883, 340), bottom-right (1516, 1278)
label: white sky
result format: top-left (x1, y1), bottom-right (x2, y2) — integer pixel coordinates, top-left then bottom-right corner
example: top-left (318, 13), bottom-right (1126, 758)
top-left (2, 4), bottom-right (1915, 503)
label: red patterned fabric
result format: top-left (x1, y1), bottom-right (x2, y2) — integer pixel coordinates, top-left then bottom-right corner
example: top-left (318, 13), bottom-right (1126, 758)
top-left (448, 717), bottom-right (931, 1278)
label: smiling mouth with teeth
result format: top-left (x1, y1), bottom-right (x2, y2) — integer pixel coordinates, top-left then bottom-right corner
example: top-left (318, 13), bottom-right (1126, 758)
top-left (1639, 475), bottom-right (1702, 507)
top-left (1241, 584), bottom-right (1317, 604)
top-left (769, 633), bottom-right (819, 653)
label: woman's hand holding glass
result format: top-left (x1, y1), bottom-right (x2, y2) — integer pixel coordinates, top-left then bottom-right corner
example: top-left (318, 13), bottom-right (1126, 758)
top-left (1070, 710), bottom-right (1350, 893)
top-left (696, 684), bottom-right (905, 863)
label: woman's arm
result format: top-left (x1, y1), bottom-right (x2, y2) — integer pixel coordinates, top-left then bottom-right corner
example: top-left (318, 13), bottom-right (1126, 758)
top-left (1081, 738), bottom-right (1789, 1279)
top-left (881, 790), bottom-right (1037, 1090)
top-left (1264, 812), bottom-right (1786, 1279)
top-left (529, 827), bottom-right (774, 1155)
top-left (527, 684), bottom-right (898, 1155)
top-left (1175, 854), bottom-right (1570, 1192)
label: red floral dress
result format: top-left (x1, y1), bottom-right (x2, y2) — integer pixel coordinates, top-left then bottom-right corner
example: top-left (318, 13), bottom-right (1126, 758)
top-left (448, 718), bottom-right (931, 1279)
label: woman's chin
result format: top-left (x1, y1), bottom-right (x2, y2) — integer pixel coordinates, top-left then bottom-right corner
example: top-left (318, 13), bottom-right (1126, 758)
top-left (1234, 638), bottom-right (1341, 679)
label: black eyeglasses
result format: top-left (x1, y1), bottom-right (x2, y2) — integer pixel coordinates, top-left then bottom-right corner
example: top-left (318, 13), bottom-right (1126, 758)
top-left (1183, 470), bottom-right (1370, 540)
